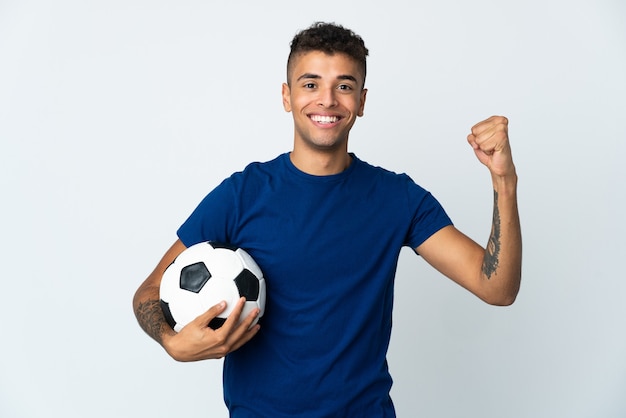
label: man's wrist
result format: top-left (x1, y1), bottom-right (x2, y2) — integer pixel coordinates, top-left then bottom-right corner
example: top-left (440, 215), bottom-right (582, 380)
top-left (491, 171), bottom-right (518, 195)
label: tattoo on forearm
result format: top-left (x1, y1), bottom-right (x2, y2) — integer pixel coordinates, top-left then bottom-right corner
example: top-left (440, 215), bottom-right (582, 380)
top-left (136, 300), bottom-right (166, 344)
top-left (482, 190), bottom-right (501, 279)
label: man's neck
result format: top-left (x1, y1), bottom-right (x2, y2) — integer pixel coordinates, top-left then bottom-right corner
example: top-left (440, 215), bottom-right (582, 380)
top-left (289, 148), bottom-right (352, 176)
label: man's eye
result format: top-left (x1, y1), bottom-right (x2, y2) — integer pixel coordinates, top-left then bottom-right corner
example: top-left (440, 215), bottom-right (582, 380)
top-left (338, 84), bottom-right (353, 91)
top-left (304, 83), bottom-right (316, 89)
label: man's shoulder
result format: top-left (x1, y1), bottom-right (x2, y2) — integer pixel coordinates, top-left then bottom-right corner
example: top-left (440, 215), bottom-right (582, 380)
top-left (218, 154), bottom-right (289, 195)
top-left (240, 153), bottom-right (288, 174)
top-left (353, 155), bottom-right (413, 183)
top-left (231, 153), bottom-right (287, 178)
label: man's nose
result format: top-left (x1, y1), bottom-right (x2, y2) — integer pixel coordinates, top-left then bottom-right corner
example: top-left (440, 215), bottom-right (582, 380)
top-left (317, 87), bottom-right (338, 108)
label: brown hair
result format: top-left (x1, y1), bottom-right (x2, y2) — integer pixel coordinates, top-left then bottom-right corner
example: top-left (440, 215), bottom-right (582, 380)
top-left (287, 22), bottom-right (369, 87)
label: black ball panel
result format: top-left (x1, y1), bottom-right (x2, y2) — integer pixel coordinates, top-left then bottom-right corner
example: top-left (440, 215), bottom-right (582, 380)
top-left (208, 241), bottom-right (238, 251)
top-left (160, 300), bottom-right (177, 330)
top-left (234, 269), bottom-right (260, 301)
top-left (180, 262), bottom-right (212, 293)
top-left (208, 317), bottom-right (227, 330)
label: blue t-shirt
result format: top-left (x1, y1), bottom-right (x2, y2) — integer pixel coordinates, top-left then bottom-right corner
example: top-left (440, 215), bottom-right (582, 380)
top-left (177, 153), bottom-right (452, 417)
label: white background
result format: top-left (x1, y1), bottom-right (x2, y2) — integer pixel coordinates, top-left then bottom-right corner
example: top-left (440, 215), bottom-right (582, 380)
top-left (1, 1), bottom-right (625, 417)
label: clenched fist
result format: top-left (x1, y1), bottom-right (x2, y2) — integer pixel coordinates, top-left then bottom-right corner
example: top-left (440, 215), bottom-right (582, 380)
top-left (467, 116), bottom-right (516, 179)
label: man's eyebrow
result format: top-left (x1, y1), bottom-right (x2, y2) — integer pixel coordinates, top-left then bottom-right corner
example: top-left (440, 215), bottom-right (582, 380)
top-left (296, 73), bottom-right (358, 83)
top-left (337, 74), bottom-right (358, 83)
top-left (296, 73), bottom-right (321, 81)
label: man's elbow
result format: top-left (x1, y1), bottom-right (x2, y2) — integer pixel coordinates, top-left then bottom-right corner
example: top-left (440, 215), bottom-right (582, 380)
top-left (481, 283), bottom-right (520, 306)
top-left (486, 293), bottom-right (517, 306)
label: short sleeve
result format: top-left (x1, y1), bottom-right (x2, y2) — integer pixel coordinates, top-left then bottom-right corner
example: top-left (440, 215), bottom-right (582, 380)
top-left (177, 177), bottom-right (237, 247)
top-left (403, 178), bottom-right (453, 251)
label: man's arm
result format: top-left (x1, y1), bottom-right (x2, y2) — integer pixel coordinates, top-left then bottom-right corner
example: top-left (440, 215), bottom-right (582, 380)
top-left (417, 116), bottom-right (522, 305)
top-left (132, 239), bottom-right (261, 361)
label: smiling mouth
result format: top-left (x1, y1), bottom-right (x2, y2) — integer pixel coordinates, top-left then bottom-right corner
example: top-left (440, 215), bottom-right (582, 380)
top-left (310, 115), bottom-right (340, 124)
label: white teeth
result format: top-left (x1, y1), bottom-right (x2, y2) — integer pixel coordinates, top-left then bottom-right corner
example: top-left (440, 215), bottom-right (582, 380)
top-left (311, 115), bottom-right (339, 124)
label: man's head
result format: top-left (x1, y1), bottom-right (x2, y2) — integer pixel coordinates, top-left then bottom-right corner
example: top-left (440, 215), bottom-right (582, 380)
top-left (282, 23), bottom-right (369, 168)
top-left (287, 22), bottom-right (369, 89)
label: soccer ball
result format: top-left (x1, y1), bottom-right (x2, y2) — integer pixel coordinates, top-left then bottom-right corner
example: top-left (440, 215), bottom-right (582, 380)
top-left (160, 241), bottom-right (266, 332)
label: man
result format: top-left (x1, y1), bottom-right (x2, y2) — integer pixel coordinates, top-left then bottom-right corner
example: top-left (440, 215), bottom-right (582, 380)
top-left (133, 22), bottom-right (521, 417)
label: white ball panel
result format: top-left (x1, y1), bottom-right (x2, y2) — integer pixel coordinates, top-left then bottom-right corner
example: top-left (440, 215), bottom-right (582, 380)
top-left (198, 276), bottom-right (241, 318)
top-left (257, 278), bottom-right (266, 317)
top-left (167, 289), bottom-right (204, 332)
top-left (236, 248), bottom-right (263, 278)
top-left (204, 248), bottom-right (244, 278)
top-left (160, 264), bottom-right (182, 300)
top-left (176, 241), bottom-right (215, 265)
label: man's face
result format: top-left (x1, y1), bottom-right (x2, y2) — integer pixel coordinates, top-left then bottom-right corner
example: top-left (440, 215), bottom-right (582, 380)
top-left (282, 51), bottom-right (367, 153)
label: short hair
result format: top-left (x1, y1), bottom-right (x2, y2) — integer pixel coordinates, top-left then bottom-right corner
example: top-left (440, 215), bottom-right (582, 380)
top-left (287, 22), bottom-right (369, 88)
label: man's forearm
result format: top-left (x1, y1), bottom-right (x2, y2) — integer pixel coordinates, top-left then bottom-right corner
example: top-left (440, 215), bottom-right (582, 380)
top-left (482, 175), bottom-right (522, 304)
top-left (133, 286), bottom-right (174, 346)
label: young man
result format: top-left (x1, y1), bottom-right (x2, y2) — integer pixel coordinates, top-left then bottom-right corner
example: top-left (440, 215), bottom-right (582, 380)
top-left (133, 22), bottom-right (521, 417)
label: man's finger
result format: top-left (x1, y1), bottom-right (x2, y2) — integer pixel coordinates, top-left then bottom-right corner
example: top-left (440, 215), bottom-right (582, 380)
top-left (471, 115), bottom-right (508, 136)
top-left (214, 297), bottom-right (248, 334)
top-left (229, 323), bottom-right (261, 353)
top-left (194, 300), bottom-right (228, 327)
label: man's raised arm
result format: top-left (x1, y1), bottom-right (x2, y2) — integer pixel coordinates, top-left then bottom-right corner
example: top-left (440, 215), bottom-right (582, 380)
top-left (417, 116), bottom-right (522, 305)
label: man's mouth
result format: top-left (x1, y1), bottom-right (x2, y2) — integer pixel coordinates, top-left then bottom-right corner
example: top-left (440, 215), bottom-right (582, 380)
top-left (310, 115), bottom-right (340, 124)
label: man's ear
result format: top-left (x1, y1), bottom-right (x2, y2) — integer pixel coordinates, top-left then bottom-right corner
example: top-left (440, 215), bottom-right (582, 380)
top-left (357, 88), bottom-right (368, 117)
top-left (282, 83), bottom-right (292, 112)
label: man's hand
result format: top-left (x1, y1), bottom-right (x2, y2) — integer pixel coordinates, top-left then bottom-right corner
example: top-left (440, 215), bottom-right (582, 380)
top-left (162, 297), bottom-right (261, 362)
top-left (467, 115), bottom-right (516, 179)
